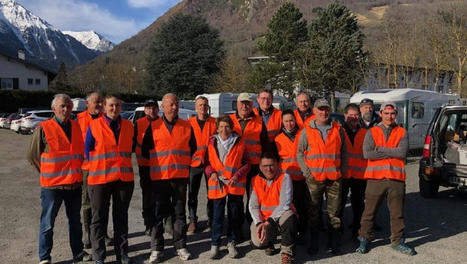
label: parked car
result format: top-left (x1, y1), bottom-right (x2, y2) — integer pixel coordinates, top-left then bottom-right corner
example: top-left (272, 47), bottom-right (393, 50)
top-left (19, 110), bottom-right (53, 134)
top-left (10, 113), bottom-right (26, 133)
top-left (3, 113), bottom-right (21, 129)
top-left (0, 113), bottom-right (10, 128)
top-left (130, 106), bottom-right (197, 123)
top-left (419, 105), bottom-right (467, 198)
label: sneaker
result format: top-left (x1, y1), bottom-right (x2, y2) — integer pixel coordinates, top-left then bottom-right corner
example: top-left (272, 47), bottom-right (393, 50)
top-left (355, 237), bottom-right (368, 254)
top-left (281, 253), bottom-right (293, 264)
top-left (176, 248), bottom-right (191, 261)
top-left (73, 251), bottom-right (92, 263)
top-left (265, 243), bottom-right (275, 256)
top-left (391, 239), bottom-right (416, 256)
top-left (187, 221), bottom-right (197, 235)
top-left (39, 260), bottom-right (52, 264)
top-left (227, 242), bottom-right (239, 258)
top-left (148, 251), bottom-right (164, 264)
top-left (209, 245), bottom-right (219, 259)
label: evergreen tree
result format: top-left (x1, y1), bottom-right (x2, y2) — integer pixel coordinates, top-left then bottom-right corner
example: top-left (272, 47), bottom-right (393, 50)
top-left (50, 62), bottom-right (71, 92)
top-left (145, 14), bottom-right (225, 98)
top-left (299, 3), bottom-right (368, 104)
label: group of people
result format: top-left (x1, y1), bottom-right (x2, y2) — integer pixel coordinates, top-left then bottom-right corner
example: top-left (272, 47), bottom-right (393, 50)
top-left (27, 89), bottom-right (416, 264)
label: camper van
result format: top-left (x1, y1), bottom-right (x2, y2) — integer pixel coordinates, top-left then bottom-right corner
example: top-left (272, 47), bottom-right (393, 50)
top-left (199, 93), bottom-right (291, 117)
top-left (350, 88), bottom-right (461, 150)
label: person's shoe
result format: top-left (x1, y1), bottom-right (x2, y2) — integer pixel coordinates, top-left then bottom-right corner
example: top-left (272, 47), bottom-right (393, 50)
top-left (391, 238), bottom-right (416, 256)
top-left (265, 243), bottom-right (275, 256)
top-left (328, 228), bottom-right (341, 255)
top-left (205, 219), bottom-right (212, 232)
top-left (209, 245), bottom-right (219, 259)
top-left (118, 254), bottom-right (131, 264)
top-left (73, 251), bottom-right (92, 263)
top-left (105, 234), bottom-right (113, 247)
top-left (281, 253), bottom-right (293, 264)
top-left (355, 237), bottom-right (369, 254)
top-left (227, 242), bottom-right (239, 258)
top-left (148, 251), bottom-right (164, 264)
top-left (176, 248), bottom-right (191, 261)
top-left (187, 221), bottom-right (197, 235)
top-left (145, 227), bottom-right (151, 237)
top-left (39, 260), bottom-right (52, 264)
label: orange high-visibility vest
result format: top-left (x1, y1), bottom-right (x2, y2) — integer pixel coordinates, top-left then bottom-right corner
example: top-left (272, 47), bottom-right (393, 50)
top-left (304, 121), bottom-right (342, 181)
top-left (294, 109), bottom-right (314, 129)
top-left (149, 118), bottom-right (192, 180)
top-left (206, 137), bottom-right (247, 199)
top-left (251, 173), bottom-right (294, 220)
top-left (135, 117), bottom-right (152, 166)
top-left (274, 132), bottom-right (304, 181)
top-left (189, 116), bottom-right (216, 167)
top-left (230, 113), bottom-right (262, 165)
top-left (344, 128), bottom-right (368, 179)
top-left (87, 117), bottom-right (134, 185)
top-left (254, 108), bottom-right (282, 141)
top-left (40, 119), bottom-right (84, 187)
top-left (77, 111), bottom-right (102, 170)
top-left (364, 126), bottom-right (406, 181)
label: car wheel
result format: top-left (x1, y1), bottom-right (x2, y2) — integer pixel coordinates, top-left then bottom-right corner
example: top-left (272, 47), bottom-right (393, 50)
top-left (419, 177), bottom-right (439, 198)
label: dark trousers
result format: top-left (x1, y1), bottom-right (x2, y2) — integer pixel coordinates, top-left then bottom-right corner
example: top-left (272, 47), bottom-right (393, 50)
top-left (339, 178), bottom-right (366, 236)
top-left (359, 179), bottom-right (405, 245)
top-left (188, 166), bottom-right (213, 222)
top-left (211, 194), bottom-right (244, 246)
top-left (306, 177), bottom-right (342, 232)
top-left (245, 164), bottom-right (259, 223)
top-left (151, 178), bottom-right (188, 251)
top-left (88, 180), bottom-right (134, 261)
top-left (139, 166), bottom-right (155, 228)
top-left (292, 179), bottom-right (311, 235)
top-left (39, 187), bottom-right (83, 262)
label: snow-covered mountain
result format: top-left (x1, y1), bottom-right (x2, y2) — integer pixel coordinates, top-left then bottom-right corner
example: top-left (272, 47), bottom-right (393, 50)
top-left (0, 0), bottom-right (102, 71)
top-left (63, 30), bottom-right (114, 52)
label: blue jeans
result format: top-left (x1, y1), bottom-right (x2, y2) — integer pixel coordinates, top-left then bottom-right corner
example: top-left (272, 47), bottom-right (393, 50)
top-left (39, 187), bottom-right (83, 262)
top-left (211, 194), bottom-right (244, 246)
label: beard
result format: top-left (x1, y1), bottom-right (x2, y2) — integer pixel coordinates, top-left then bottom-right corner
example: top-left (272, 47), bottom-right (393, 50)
top-left (362, 112), bottom-right (372, 122)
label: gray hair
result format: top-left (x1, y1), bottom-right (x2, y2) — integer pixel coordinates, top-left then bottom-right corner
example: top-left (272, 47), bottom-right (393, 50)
top-left (162, 93), bottom-right (179, 102)
top-left (51, 94), bottom-right (71, 109)
top-left (85, 92), bottom-right (101, 102)
top-left (295, 92), bottom-right (310, 102)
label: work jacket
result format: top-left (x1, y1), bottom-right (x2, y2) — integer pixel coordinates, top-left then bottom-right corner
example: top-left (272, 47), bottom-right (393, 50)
top-left (254, 107), bottom-right (282, 141)
top-left (188, 116), bottom-right (216, 167)
top-left (77, 111), bottom-right (102, 170)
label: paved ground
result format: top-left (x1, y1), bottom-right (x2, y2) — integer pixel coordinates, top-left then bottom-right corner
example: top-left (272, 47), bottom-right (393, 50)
top-left (1, 128), bottom-right (467, 264)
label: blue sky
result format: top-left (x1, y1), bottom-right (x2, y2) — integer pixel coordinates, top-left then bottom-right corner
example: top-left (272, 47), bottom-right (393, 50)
top-left (16, 0), bottom-right (182, 44)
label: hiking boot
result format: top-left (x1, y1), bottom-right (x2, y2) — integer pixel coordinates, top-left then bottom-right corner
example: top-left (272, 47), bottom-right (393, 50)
top-left (73, 251), bottom-right (92, 263)
top-left (227, 242), bottom-right (239, 258)
top-left (391, 238), bottom-right (416, 256)
top-left (148, 251), bottom-right (164, 264)
top-left (355, 237), bottom-right (369, 254)
top-left (209, 245), bottom-right (219, 259)
top-left (281, 253), bottom-right (293, 264)
top-left (187, 221), bottom-right (197, 235)
top-left (176, 248), bottom-right (191, 261)
top-left (265, 243), bottom-right (275, 256)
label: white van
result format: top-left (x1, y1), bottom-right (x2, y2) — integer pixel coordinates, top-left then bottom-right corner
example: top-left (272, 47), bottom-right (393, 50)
top-left (199, 93), bottom-right (291, 117)
top-left (350, 88), bottom-right (461, 149)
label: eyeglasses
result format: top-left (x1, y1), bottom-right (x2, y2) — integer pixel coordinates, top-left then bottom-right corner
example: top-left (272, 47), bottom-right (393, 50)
top-left (360, 98), bottom-right (373, 105)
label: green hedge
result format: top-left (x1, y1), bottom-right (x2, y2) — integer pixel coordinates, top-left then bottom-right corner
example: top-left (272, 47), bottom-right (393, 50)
top-left (0, 90), bottom-right (157, 113)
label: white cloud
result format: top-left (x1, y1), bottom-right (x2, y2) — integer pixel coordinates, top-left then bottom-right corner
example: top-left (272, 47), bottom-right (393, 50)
top-left (127, 0), bottom-right (180, 9)
top-left (16, 0), bottom-right (145, 43)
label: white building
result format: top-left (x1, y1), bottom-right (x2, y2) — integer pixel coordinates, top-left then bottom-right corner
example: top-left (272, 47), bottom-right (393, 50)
top-left (0, 50), bottom-right (53, 91)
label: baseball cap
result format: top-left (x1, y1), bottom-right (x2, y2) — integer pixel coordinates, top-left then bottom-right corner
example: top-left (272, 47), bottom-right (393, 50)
top-left (144, 99), bottom-right (157, 107)
top-left (313, 98), bottom-right (330, 108)
top-left (380, 102), bottom-right (397, 112)
top-left (237, 93), bottom-right (252, 102)
top-left (360, 98), bottom-right (374, 106)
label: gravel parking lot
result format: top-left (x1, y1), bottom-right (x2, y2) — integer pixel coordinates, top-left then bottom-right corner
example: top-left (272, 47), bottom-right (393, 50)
top-left (1, 129), bottom-right (466, 264)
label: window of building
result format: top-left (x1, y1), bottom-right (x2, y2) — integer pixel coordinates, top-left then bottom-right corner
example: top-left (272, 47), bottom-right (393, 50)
top-left (27, 78), bottom-right (33, 85)
top-left (35, 79), bottom-right (40, 85)
top-left (1, 78), bottom-right (13, 89)
top-left (412, 102), bottom-right (424, 119)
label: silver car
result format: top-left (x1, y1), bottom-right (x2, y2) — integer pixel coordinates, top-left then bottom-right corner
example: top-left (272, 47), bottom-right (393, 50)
top-left (19, 110), bottom-right (53, 134)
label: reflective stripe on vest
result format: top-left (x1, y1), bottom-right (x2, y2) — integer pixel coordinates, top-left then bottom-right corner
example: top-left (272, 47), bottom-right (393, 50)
top-left (189, 116), bottom-right (216, 167)
top-left (364, 126), bottom-right (406, 181)
top-left (275, 132), bottom-right (304, 181)
top-left (207, 137), bottom-right (247, 199)
top-left (149, 118), bottom-right (192, 180)
top-left (39, 119), bottom-right (84, 187)
top-left (344, 128), bottom-right (367, 179)
top-left (304, 121), bottom-right (342, 181)
top-left (230, 113), bottom-right (262, 164)
top-left (77, 111), bottom-right (102, 170)
top-left (87, 117), bottom-right (134, 184)
top-left (135, 117), bottom-right (151, 166)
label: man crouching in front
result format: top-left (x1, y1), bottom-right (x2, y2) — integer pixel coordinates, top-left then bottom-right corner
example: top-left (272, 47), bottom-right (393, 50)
top-left (249, 152), bottom-right (297, 264)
